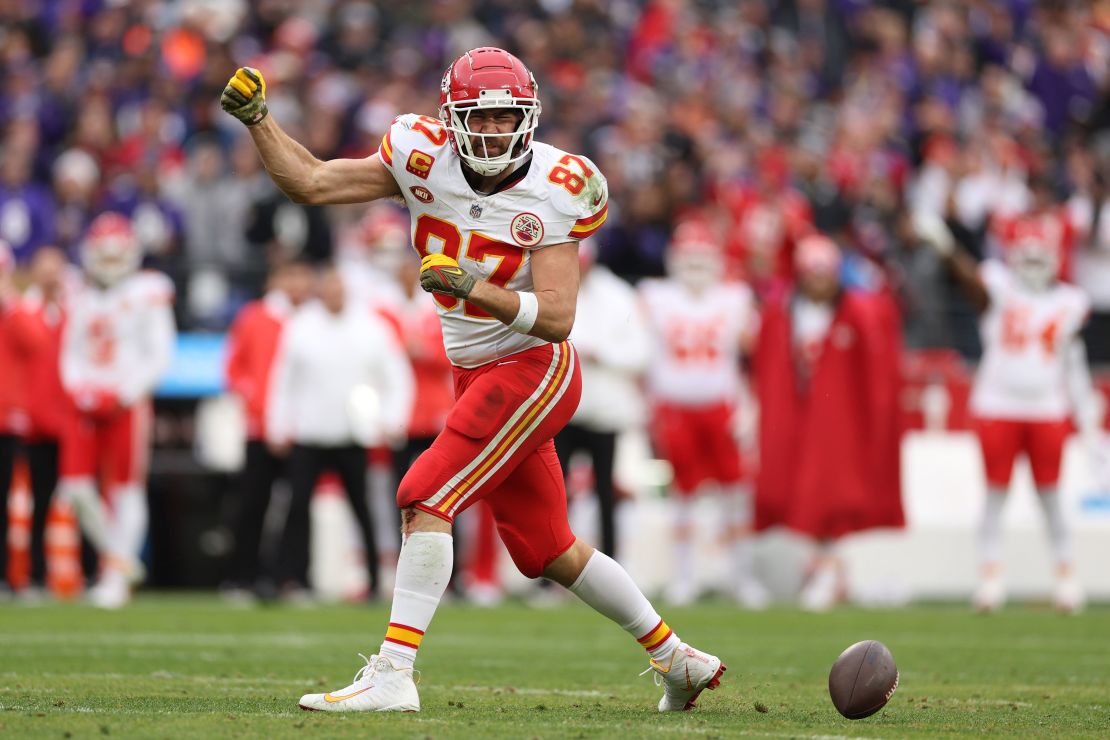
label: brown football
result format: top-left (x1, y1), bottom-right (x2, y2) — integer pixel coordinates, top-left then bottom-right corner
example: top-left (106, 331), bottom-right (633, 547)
top-left (828, 640), bottom-right (899, 719)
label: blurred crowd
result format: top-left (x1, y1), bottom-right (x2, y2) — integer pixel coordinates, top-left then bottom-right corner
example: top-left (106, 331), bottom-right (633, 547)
top-left (1, 0), bottom-right (1108, 354)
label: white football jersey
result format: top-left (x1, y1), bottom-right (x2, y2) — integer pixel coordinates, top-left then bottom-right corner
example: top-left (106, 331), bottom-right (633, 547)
top-left (379, 114), bottom-right (608, 368)
top-left (639, 279), bottom-right (756, 405)
top-left (61, 270), bottom-right (177, 405)
top-left (970, 260), bottom-right (1089, 420)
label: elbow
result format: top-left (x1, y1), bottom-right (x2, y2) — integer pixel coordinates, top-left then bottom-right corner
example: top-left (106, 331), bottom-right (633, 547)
top-left (543, 318), bottom-right (574, 344)
top-left (284, 166), bottom-right (324, 205)
top-left (286, 188), bottom-right (318, 205)
top-left (548, 304), bottom-right (576, 343)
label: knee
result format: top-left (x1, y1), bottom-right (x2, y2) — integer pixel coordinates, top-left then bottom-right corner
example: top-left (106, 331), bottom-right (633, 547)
top-left (540, 538), bottom-right (592, 586)
top-left (395, 475), bottom-right (422, 509)
top-left (400, 506), bottom-right (452, 537)
top-left (507, 549), bottom-right (547, 580)
top-left (58, 477), bottom-right (95, 503)
top-left (502, 533), bottom-right (581, 581)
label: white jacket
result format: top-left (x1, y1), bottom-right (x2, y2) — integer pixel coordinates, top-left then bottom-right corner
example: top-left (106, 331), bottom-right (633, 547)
top-left (568, 266), bottom-right (651, 431)
top-left (267, 301), bottom-right (414, 447)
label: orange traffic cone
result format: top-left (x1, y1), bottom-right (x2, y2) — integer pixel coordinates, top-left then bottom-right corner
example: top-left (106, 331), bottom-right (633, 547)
top-left (6, 460), bottom-right (31, 590)
top-left (46, 499), bottom-right (84, 599)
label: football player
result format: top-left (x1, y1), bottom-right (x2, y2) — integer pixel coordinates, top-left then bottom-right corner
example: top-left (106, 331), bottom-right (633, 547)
top-left (916, 211), bottom-right (1092, 613)
top-left (222, 48), bottom-right (725, 713)
top-left (639, 221), bottom-right (768, 607)
top-left (58, 213), bottom-right (176, 608)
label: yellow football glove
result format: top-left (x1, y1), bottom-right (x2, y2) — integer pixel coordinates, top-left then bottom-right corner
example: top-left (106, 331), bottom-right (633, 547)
top-left (220, 67), bottom-right (268, 126)
top-left (420, 254), bottom-right (476, 298)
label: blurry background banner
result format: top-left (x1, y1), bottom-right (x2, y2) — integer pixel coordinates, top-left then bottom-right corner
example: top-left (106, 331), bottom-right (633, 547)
top-left (155, 333), bottom-right (226, 399)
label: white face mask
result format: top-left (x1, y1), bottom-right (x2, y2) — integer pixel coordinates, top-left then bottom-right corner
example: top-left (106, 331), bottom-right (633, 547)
top-left (442, 94), bottom-right (540, 177)
top-left (1008, 244), bottom-right (1059, 292)
top-left (669, 253), bottom-right (720, 292)
top-left (83, 238), bottom-right (140, 286)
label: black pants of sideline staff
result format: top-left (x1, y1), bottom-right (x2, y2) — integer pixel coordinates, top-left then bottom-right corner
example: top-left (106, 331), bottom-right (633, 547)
top-left (554, 423), bottom-right (618, 558)
top-left (277, 443), bottom-right (379, 598)
top-left (225, 439), bottom-right (283, 591)
top-left (1, 436), bottom-right (97, 591)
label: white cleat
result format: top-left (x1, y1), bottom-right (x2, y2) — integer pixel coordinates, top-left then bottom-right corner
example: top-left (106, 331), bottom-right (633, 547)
top-left (88, 572), bottom-right (131, 610)
top-left (645, 642), bottom-right (726, 712)
top-left (663, 580), bottom-right (700, 607)
top-left (799, 565), bottom-right (842, 612)
top-left (973, 575), bottom-right (1005, 613)
top-left (734, 578), bottom-right (771, 610)
top-left (1054, 576), bottom-right (1085, 615)
top-left (299, 654), bottom-right (420, 712)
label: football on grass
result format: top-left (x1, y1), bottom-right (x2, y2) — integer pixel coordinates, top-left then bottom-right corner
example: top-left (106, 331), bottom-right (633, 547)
top-left (828, 640), bottom-right (899, 719)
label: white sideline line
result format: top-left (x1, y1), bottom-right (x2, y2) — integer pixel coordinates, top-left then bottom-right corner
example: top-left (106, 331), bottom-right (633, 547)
top-left (0, 671), bottom-right (310, 686)
top-left (0, 633), bottom-right (339, 648)
top-left (449, 684), bottom-right (609, 698)
top-left (0, 704), bottom-right (302, 718)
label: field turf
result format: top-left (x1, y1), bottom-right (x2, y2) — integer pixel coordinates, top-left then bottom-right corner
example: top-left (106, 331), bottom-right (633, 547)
top-left (0, 596), bottom-right (1107, 738)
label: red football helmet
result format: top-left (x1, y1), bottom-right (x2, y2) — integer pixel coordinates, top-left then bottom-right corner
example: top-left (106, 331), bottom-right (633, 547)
top-left (667, 220), bottom-right (723, 290)
top-left (440, 47), bottom-right (541, 176)
top-left (82, 212), bottom-right (141, 286)
top-left (1001, 215), bottom-right (1063, 291)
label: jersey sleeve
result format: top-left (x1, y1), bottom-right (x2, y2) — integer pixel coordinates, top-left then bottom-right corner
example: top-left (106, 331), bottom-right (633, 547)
top-left (139, 270), bottom-right (175, 305)
top-left (377, 118), bottom-right (402, 173)
top-left (1066, 286), bottom-right (1091, 336)
top-left (376, 114), bottom-right (449, 190)
top-left (119, 273), bottom-right (177, 405)
top-left (548, 152), bottom-right (609, 242)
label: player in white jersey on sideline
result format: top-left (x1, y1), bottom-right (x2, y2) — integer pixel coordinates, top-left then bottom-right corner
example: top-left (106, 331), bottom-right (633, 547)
top-left (59, 213), bottom-right (176, 608)
top-left (221, 48), bottom-right (725, 713)
top-left (639, 221), bottom-right (768, 608)
top-left (916, 210), bottom-right (1093, 614)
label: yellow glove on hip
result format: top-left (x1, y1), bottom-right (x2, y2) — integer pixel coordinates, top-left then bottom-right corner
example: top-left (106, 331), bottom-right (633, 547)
top-left (420, 254), bottom-right (476, 299)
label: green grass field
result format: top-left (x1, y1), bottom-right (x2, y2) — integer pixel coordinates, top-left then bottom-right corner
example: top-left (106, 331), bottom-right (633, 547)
top-left (1, 596), bottom-right (1107, 738)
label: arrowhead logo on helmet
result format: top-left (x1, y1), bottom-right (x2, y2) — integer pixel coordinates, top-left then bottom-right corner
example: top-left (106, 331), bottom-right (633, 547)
top-left (440, 47), bottom-right (542, 177)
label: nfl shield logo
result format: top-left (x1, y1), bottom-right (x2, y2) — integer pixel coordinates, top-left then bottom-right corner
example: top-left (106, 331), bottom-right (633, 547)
top-left (470, 202), bottom-right (483, 219)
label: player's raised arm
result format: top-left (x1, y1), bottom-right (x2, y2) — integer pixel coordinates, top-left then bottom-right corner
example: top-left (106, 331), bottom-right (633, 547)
top-left (221, 67), bottom-right (399, 205)
top-left (419, 241), bottom-right (580, 343)
top-left (913, 210), bottom-right (989, 313)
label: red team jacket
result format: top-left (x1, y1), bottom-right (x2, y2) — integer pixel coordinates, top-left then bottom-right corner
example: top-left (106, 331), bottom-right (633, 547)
top-left (0, 299), bottom-right (28, 436)
top-left (375, 300), bottom-right (453, 440)
top-left (753, 290), bottom-right (904, 539)
top-left (225, 295), bottom-right (288, 441)
top-left (5, 294), bottom-right (68, 440)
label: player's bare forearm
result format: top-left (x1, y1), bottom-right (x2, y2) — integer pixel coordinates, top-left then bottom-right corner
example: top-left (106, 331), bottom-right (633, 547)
top-left (466, 280), bottom-right (576, 343)
top-left (471, 241), bottom-right (579, 342)
top-left (247, 117), bottom-right (400, 205)
top-left (246, 117), bottom-right (322, 203)
top-left (945, 249), bottom-right (990, 313)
